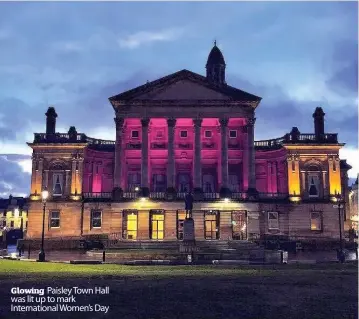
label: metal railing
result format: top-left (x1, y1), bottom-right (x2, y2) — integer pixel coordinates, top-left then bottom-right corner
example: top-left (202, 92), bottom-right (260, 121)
top-left (83, 192), bottom-right (112, 199)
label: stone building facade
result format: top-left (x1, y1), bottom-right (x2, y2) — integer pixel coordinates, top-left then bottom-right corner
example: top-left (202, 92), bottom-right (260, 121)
top-left (26, 44), bottom-right (351, 243)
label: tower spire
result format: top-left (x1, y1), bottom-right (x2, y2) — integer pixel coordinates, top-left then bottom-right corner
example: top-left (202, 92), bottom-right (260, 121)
top-left (206, 41), bottom-right (226, 85)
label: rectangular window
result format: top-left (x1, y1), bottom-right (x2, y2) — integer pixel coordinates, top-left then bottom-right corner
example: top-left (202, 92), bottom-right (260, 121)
top-left (91, 211), bottom-right (102, 228)
top-left (229, 174), bottom-right (239, 192)
top-left (150, 210), bottom-right (165, 240)
top-left (52, 173), bottom-right (63, 196)
top-left (177, 210), bottom-right (186, 240)
top-left (122, 210), bottom-right (138, 240)
top-left (232, 211), bottom-right (247, 240)
top-left (229, 130), bottom-right (237, 138)
top-left (152, 174), bottom-right (167, 192)
top-left (10, 221), bottom-right (14, 228)
top-left (19, 211), bottom-right (22, 217)
top-left (204, 130), bottom-right (212, 138)
top-left (3, 220), bottom-right (6, 227)
top-left (310, 212), bottom-right (322, 231)
top-left (131, 130), bottom-right (139, 138)
top-left (50, 211), bottom-right (60, 228)
top-left (127, 172), bottom-right (141, 191)
top-left (308, 174), bottom-right (320, 198)
top-left (180, 130), bottom-right (188, 138)
top-left (268, 212), bottom-right (279, 230)
top-left (204, 211), bottom-right (220, 240)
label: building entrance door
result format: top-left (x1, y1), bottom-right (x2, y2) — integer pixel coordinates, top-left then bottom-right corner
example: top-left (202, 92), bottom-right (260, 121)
top-left (150, 210), bottom-right (164, 240)
top-left (204, 211), bottom-right (220, 239)
top-left (232, 211), bottom-right (247, 240)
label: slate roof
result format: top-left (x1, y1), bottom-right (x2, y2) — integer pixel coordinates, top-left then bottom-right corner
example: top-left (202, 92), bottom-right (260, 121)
top-left (108, 69), bottom-right (261, 103)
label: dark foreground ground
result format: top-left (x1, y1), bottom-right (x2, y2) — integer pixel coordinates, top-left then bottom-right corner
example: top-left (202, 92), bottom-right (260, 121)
top-left (0, 260), bottom-right (357, 319)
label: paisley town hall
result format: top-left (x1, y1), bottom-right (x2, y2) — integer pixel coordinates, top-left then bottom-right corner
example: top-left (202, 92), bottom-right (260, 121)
top-left (25, 43), bottom-right (352, 244)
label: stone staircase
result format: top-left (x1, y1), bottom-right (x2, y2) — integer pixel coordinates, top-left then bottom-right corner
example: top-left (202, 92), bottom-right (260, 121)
top-left (104, 240), bottom-right (264, 262)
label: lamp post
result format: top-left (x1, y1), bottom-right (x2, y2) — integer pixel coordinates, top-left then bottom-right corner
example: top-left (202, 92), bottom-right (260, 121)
top-left (38, 189), bottom-right (49, 262)
top-left (335, 193), bottom-right (345, 263)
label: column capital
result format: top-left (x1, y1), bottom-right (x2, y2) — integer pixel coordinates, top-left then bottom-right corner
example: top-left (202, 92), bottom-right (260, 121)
top-left (247, 117), bottom-right (256, 126)
top-left (167, 118), bottom-right (177, 127)
top-left (114, 117), bottom-right (124, 129)
top-left (141, 118), bottom-right (150, 127)
top-left (219, 118), bottom-right (229, 127)
top-left (193, 118), bottom-right (203, 127)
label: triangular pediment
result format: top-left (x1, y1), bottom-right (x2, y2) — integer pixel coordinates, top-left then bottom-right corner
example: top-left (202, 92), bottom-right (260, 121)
top-left (109, 69), bottom-right (261, 103)
top-left (136, 79), bottom-right (231, 100)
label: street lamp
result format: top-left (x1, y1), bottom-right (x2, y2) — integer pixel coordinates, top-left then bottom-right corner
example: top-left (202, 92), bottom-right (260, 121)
top-left (38, 189), bottom-right (49, 262)
top-left (335, 193), bottom-right (345, 263)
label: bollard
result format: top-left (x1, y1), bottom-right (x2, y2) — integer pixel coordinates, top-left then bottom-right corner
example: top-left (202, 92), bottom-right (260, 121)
top-left (18, 247), bottom-right (21, 257)
top-left (102, 250), bottom-right (106, 262)
top-left (28, 245), bottom-right (31, 259)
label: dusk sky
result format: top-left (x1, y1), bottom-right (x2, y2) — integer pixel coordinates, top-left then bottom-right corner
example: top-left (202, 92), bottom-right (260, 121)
top-left (0, 1), bottom-right (357, 197)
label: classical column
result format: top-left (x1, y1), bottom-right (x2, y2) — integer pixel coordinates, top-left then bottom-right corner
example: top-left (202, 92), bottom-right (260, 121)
top-left (65, 170), bottom-right (70, 195)
top-left (167, 118), bottom-right (176, 188)
top-left (77, 157), bottom-right (84, 194)
top-left (43, 170), bottom-right (49, 191)
top-left (141, 118), bottom-right (150, 188)
top-left (114, 117), bottom-right (124, 189)
top-left (247, 117), bottom-right (256, 193)
top-left (193, 118), bottom-right (203, 189)
top-left (71, 158), bottom-right (77, 194)
top-left (220, 118), bottom-right (229, 189)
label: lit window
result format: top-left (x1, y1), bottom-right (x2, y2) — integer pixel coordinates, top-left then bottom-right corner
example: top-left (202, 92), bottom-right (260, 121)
top-left (50, 211), bottom-right (60, 228)
top-left (204, 130), bottom-right (212, 138)
top-left (204, 211), bottom-right (220, 240)
top-left (177, 210), bottom-right (186, 240)
top-left (150, 210), bottom-right (165, 240)
top-left (52, 173), bottom-right (63, 196)
top-left (131, 130), bottom-right (139, 138)
top-left (123, 210), bottom-right (138, 240)
top-left (229, 130), bottom-right (237, 138)
top-left (268, 212), bottom-right (279, 230)
top-left (91, 211), bottom-right (102, 228)
top-left (311, 212), bottom-right (322, 231)
top-left (180, 130), bottom-right (188, 138)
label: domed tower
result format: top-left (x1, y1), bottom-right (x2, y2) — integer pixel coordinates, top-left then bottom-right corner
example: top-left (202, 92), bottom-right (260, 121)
top-left (206, 41), bottom-right (226, 85)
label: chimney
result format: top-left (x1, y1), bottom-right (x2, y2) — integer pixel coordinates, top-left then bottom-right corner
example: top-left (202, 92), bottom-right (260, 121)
top-left (45, 107), bottom-right (58, 135)
top-left (313, 107), bottom-right (325, 140)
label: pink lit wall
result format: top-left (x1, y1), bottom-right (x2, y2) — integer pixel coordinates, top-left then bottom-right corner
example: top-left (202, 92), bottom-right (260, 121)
top-left (83, 149), bottom-right (114, 193)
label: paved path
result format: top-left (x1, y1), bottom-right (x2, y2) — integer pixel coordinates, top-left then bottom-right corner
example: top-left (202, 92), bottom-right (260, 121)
top-left (5, 245), bottom-right (358, 263)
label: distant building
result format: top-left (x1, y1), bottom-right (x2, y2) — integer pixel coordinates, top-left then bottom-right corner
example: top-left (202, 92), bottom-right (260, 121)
top-left (0, 195), bottom-right (28, 237)
top-left (348, 176), bottom-right (358, 234)
top-left (26, 43), bottom-right (351, 243)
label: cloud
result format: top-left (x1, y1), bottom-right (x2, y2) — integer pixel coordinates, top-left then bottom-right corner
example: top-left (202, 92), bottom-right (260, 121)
top-left (118, 28), bottom-right (184, 49)
top-left (51, 41), bottom-right (84, 53)
top-left (0, 155), bottom-right (31, 197)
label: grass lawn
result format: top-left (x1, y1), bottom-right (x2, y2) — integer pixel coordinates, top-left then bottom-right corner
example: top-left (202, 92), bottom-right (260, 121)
top-left (0, 260), bottom-right (357, 319)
